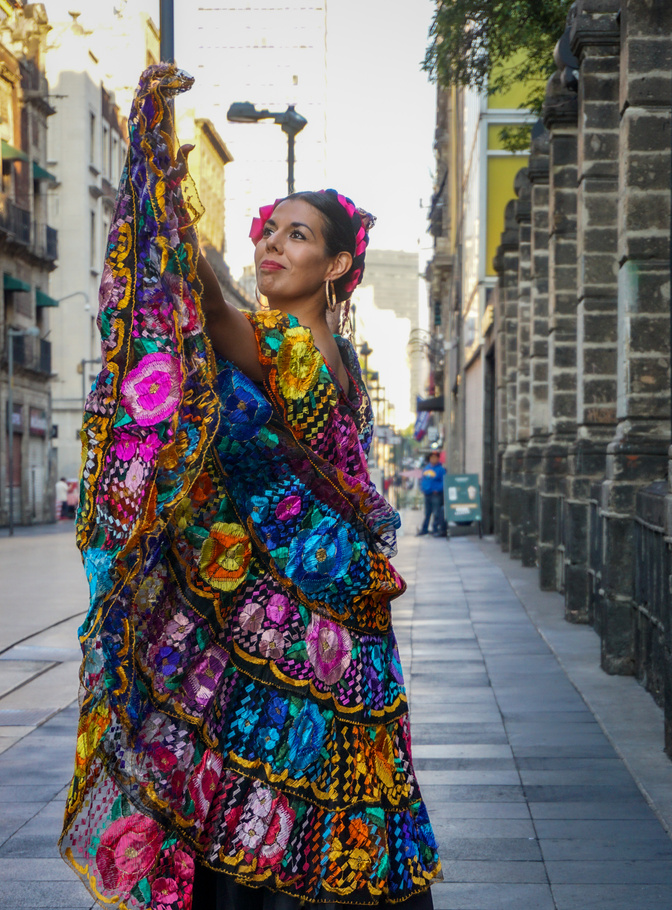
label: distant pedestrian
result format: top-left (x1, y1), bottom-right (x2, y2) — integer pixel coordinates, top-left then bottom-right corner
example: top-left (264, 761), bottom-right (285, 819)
top-left (55, 476), bottom-right (67, 520)
top-left (417, 452), bottom-right (446, 537)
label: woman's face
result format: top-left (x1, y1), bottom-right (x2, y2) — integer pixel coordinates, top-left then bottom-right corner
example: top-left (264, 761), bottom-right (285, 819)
top-left (254, 198), bottom-right (334, 304)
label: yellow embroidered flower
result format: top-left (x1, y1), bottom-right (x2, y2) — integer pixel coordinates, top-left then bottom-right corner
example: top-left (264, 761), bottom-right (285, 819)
top-left (276, 326), bottom-right (322, 400)
top-left (75, 703), bottom-right (111, 772)
top-left (373, 728), bottom-right (396, 791)
top-left (256, 308), bottom-right (283, 329)
top-left (199, 521), bottom-right (251, 592)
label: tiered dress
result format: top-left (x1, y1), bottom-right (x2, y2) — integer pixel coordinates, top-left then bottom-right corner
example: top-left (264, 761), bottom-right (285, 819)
top-left (59, 64), bottom-right (441, 909)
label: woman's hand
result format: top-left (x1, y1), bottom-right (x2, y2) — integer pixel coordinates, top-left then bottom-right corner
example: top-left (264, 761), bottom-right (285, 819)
top-left (174, 143), bottom-right (195, 182)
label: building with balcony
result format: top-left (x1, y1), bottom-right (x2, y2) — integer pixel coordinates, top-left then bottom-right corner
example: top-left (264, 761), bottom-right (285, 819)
top-left (0, 2), bottom-right (60, 528)
top-left (44, 8), bottom-right (159, 479)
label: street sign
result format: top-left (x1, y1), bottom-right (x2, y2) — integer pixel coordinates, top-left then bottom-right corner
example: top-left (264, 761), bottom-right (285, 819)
top-left (444, 474), bottom-right (482, 526)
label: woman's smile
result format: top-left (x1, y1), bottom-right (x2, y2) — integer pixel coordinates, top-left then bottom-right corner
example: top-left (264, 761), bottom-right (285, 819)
top-left (259, 259), bottom-right (286, 271)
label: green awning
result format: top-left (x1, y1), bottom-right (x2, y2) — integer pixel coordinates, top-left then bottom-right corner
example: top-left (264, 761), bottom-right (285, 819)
top-left (4, 273), bottom-right (30, 292)
top-left (32, 162), bottom-right (57, 181)
top-left (1, 140), bottom-right (28, 162)
top-left (36, 288), bottom-right (59, 308)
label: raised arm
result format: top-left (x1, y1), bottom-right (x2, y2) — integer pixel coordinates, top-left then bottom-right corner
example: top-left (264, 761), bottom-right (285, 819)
top-left (175, 142), bottom-right (262, 380)
top-left (196, 252), bottom-right (263, 380)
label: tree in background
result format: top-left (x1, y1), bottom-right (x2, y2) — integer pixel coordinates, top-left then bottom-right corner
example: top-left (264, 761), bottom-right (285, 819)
top-left (423, 0), bottom-right (573, 148)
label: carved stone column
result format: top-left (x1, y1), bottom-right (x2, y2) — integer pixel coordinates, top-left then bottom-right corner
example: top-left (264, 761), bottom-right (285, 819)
top-left (494, 201), bottom-right (521, 550)
top-left (523, 130), bottom-right (551, 568)
top-left (537, 72), bottom-right (579, 591)
top-left (564, 0), bottom-right (621, 623)
top-left (599, 0), bottom-right (671, 673)
top-left (508, 170), bottom-right (533, 562)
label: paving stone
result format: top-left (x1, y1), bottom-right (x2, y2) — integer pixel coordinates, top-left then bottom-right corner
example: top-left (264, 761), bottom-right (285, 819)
top-left (439, 860), bottom-right (548, 884)
top-left (433, 836), bottom-right (542, 861)
top-left (0, 880), bottom-right (91, 908)
top-left (431, 882), bottom-right (555, 910)
top-left (528, 801), bottom-right (658, 820)
top-left (551, 883), bottom-right (671, 909)
top-left (539, 837), bottom-right (672, 862)
top-left (545, 859), bottom-right (672, 884)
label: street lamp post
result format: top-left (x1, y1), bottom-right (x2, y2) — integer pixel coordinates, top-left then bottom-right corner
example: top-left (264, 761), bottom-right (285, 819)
top-left (227, 102), bottom-right (308, 194)
top-left (7, 326), bottom-right (40, 536)
top-left (160, 0), bottom-right (175, 63)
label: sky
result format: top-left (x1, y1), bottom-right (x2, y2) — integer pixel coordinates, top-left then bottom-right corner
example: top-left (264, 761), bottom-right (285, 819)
top-left (43, 0), bottom-right (438, 278)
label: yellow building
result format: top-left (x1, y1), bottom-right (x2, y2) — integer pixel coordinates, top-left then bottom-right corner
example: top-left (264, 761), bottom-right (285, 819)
top-left (177, 111), bottom-right (254, 312)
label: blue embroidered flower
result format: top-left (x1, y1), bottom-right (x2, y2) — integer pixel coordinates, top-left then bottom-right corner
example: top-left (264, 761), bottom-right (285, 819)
top-left (287, 701), bottom-right (327, 771)
top-left (230, 701), bottom-right (262, 744)
top-left (218, 368), bottom-right (272, 441)
top-left (285, 516), bottom-right (353, 594)
top-left (249, 494), bottom-right (270, 523)
top-left (254, 724), bottom-right (281, 757)
top-left (264, 694), bottom-right (288, 727)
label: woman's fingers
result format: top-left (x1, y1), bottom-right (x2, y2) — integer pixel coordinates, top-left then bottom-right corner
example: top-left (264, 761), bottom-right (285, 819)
top-left (174, 143), bottom-right (195, 180)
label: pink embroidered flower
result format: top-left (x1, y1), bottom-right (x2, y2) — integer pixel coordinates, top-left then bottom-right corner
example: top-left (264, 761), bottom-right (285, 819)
top-left (151, 876), bottom-right (179, 908)
top-left (258, 795), bottom-right (295, 868)
top-left (305, 615), bottom-right (353, 685)
top-left (113, 430), bottom-right (163, 463)
top-left (259, 628), bottom-right (285, 660)
top-left (125, 457), bottom-right (146, 493)
top-left (182, 645), bottom-right (228, 709)
top-left (149, 743), bottom-right (177, 774)
top-left (121, 352), bottom-right (181, 427)
top-left (267, 594), bottom-right (291, 623)
top-left (275, 494), bottom-right (302, 521)
top-left (239, 601), bottom-right (265, 633)
top-left (96, 813), bottom-right (164, 892)
top-left (172, 849), bottom-right (195, 882)
top-left (249, 784), bottom-right (275, 819)
top-left (165, 611), bottom-right (193, 643)
top-left (187, 749), bottom-right (223, 824)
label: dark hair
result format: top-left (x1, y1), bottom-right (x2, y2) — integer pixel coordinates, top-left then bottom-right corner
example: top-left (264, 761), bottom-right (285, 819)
top-left (282, 190), bottom-right (371, 303)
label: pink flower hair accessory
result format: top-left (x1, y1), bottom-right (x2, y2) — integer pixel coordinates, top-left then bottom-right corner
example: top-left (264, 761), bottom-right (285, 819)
top-left (249, 200), bottom-right (282, 244)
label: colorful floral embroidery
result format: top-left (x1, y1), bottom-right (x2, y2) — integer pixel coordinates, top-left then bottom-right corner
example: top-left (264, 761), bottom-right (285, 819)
top-left (96, 814), bottom-right (164, 892)
top-left (305, 615), bottom-right (353, 685)
top-left (121, 352), bottom-right (182, 427)
top-left (199, 522), bottom-right (251, 591)
top-left (286, 515), bottom-right (353, 594)
top-left (276, 325), bottom-right (322, 399)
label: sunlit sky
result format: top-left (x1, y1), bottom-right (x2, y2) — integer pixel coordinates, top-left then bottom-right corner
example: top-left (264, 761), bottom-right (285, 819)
top-left (43, 1), bottom-right (438, 279)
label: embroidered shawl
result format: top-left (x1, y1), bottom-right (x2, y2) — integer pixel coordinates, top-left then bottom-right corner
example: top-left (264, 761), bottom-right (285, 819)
top-left (60, 64), bottom-right (441, 909)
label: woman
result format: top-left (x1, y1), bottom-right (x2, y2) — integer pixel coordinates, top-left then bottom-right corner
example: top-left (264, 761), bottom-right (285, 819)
top-left (60, 64), bottom-right (440, 910)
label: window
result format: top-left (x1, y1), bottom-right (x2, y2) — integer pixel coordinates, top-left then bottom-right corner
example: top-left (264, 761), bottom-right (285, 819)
top-left (111, 134), bottom-right (119, 183)
top-left (90, 210), bottom-right (96, 270)
top-left (102, 123), bottom-right (109, 177)
top-left (89, 112), bottom-right (96, 165)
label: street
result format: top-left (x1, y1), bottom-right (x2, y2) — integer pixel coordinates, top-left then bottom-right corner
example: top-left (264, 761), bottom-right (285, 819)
top-left (1, 519), bottom-right (672, 909)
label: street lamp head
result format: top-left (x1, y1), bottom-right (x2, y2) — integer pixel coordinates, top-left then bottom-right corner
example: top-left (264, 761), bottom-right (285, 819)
top-left (360, 341), bottom-right (373, 358)
top-left (278, 104), bottom-right (307, 137)
top-left (227, 102), bottom-right (270, 123)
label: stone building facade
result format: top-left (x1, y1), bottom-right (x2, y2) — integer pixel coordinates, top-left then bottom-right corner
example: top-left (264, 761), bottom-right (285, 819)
top-left (0, 2), bottom-right (59, 527)
top-left (430, 0), bottom-right (672, 752)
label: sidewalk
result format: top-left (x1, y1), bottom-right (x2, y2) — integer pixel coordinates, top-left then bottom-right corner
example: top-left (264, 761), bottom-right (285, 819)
top-left (1, 521), bottom-right (672, 908)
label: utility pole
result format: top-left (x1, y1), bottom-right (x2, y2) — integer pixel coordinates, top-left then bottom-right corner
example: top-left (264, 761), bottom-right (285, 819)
top-left (160, 0), bottom-right (175, 63)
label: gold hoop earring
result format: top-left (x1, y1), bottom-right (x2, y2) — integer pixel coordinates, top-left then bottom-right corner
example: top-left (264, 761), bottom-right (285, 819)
top-left (325, 280), bottom-right (338, 313)
top-left (255, 286), bottom-right (268, 310)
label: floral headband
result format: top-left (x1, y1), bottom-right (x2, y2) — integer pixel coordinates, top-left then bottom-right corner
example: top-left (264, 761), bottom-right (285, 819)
top-left (249, 190), bottom-right (375, 295)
